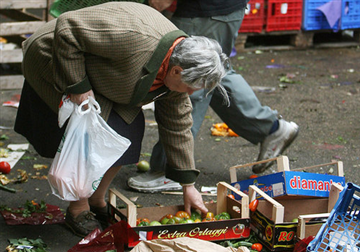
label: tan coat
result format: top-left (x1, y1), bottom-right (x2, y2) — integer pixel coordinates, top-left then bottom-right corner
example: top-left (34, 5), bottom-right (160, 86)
top-left (21, 2), bottom-right (200, 183)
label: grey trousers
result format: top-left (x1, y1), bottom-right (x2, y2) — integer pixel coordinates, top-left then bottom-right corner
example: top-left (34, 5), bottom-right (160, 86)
top-left (150, 8), bottom-right (278, 172)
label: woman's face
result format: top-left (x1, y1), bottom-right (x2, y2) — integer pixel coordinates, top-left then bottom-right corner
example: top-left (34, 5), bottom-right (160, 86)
top-left (164, 66), bottom-right (202, 95)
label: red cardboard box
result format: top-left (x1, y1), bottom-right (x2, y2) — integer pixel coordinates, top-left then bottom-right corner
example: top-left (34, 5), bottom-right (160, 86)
top-left (108, 182), bottom-right (251, 248)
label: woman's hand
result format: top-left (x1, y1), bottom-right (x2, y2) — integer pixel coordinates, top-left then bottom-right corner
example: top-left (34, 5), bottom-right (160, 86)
top-left (183, 184), bottom-right (208, 215)
top-left (70, 90), bottom-right (95, 105)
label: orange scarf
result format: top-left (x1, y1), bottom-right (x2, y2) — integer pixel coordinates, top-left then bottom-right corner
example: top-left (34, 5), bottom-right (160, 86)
top-left (150, 37), bottom-right (185, 92)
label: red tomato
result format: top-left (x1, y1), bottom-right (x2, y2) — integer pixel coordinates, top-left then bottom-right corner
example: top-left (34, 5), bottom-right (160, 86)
top-left (175, 211), bottom-right (190, 219)
top-left (202, 217), bottom-right (216, 222)
top-left (249, 199), bottom-right (259, 212)
top-left (0, 161), bottom-right (11, 174)
top-left (251, 243), bottom-right (263, 251)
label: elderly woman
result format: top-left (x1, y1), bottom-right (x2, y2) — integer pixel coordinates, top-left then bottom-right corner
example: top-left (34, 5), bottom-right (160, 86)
top-left (14, 2), bottom-right (229, 237)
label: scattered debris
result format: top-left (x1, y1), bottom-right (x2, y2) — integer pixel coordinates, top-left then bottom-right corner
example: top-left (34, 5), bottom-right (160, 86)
top-left (266, 64), bottom-right (285, 69)
top-left (210, 123), bottom-right (239, 137)
top-left (0, 144), bottom-right (29, 170)
top-left (6, 237), bottom-right (48, 252)
top-left (0, 200), bottom-right (65, 225)
top-left (251, 86), bottom-right (276, 93)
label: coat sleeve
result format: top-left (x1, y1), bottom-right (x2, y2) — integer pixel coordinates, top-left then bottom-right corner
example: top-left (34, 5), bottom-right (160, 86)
top-left (154, 92), bottom-right (200, 184)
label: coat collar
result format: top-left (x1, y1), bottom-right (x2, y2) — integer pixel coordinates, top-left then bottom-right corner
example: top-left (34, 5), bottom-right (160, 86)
top-left (128, 30), bottom-right (188, 107)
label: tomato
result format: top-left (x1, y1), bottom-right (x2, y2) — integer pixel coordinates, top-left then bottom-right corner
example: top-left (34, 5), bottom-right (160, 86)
top-left (251, 243), bottom-right (263, 251)
top-left (194, 219), bottom-right (201, 223)
top-left (217, 212), bottom-right (231, 220)
top-left (249, 199), bottom-right (259, 212)
top-left (136, 218), bottom-right (150, 226)
top-left (137, 160), bottom-right (150, 172)
top-left (0, 161), bottom-right (11, 174)
top-left (190, 210), bottom-right (202, 221)
top-left (205, 212), bottom-right (215, 219)
top-left (175, 211), bottom-right (190, 219)
top-left (202, 217), bottom-right (216, 222)
top-left (228, 194), bottom-right (235, 199)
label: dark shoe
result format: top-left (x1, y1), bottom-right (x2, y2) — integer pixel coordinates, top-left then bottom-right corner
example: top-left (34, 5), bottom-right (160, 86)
top-left (252, 119), bottom-right (299, 174)
top-left (65, 208), bottom-right (102, 237)
top-left (90, 205), bottom-right (110, 229)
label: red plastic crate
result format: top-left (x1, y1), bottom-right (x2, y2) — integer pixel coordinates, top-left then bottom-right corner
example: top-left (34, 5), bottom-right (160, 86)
top-left (266, 0), bottom-right (303, 32)
top-left (239, 0), bottom-right (265, 33)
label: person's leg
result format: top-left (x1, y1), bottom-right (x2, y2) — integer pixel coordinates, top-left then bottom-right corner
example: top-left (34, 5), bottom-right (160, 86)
top-left (176, 10), bottom-right (299, 173)
top-left (66, 110), bottom-right (145, 236)
top-left (88, 166), bottom-right (122, 208)
top-left (210, 70), bottom-right (277, 144)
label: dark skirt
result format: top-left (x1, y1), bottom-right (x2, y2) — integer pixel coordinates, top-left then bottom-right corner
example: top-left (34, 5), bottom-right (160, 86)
top-left (14, 81), bottom-right (144, 166)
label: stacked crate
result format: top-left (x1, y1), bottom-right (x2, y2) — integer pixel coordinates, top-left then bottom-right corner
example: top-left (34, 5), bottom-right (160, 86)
top-left (239, 0), bottom-right (303, 33)
top-left (303, 0), bottom-right (360, 31)
top-left (0, 0), bottom-right (49, 89)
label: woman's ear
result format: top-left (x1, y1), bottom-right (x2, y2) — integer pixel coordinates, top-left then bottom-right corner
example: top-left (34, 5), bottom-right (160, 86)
top-left (169, 65), bottom-right (183, 76)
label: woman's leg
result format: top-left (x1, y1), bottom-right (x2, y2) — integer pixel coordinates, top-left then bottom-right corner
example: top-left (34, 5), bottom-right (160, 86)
top-left (88, 165), bottom-right (122, 208)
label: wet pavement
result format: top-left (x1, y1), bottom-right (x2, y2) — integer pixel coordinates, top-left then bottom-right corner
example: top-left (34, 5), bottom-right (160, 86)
top-left (0, 45), bottom-right (359, 251)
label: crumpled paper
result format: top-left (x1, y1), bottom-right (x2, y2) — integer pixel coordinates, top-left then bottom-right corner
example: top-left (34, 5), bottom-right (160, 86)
top-left (130, 237), bottom-right (240, 252)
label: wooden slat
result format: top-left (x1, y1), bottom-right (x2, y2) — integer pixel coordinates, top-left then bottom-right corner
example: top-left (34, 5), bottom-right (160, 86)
top-left (249, 185), bottom-right (284, 224)
top-left (0, 48), bottom-right (23, 63)
top-left (1, 0), bottom-right (47, 9)
top-left (217, 182), bottom-right (249, 218)
top-left (0, 9), bottom-right (43, 21)
top-left (0, 75), bottom-right (24, 89)
top-left (0, 21), bottom-right (45, 36)
top-left (108, 188), bottom-right (137, 227)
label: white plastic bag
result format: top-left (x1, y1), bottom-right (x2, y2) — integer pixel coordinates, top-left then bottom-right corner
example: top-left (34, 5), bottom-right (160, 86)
top-left (48, 96), bottom-right (131, 201)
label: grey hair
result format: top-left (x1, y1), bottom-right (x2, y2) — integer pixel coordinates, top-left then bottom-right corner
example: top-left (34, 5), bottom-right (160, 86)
top-left (169, 36), bottom-right (230, 106)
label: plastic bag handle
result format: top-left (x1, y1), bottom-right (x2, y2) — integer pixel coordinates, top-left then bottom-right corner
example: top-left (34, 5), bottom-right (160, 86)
top-left (77, 97), bottom-right (101, 115)
top-left (77, 99), bottom-right (92, 115)
top-left (88, 96), bottom-right (101, 114)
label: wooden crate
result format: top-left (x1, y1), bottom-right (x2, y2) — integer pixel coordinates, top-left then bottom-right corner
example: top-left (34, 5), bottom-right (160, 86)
top-left (108, 182), bottom-right (251, 248)
top-left (0, 0), bottom-right (50, 89)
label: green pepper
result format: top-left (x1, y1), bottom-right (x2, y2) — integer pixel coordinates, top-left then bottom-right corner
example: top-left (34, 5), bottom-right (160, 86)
top-left (232, 241), bottom-right (253, 248)
top-left (137, 221), bottom-right (150, 226)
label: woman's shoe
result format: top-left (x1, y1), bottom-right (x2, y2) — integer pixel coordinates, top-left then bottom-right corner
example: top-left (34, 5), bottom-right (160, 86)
top-left (90, 205), bottom-right (110, 229)
top-left (65, 208), bottom-right (102, 237)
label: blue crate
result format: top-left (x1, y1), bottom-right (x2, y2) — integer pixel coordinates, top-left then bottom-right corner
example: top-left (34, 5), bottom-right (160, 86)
top-left (341, 0), bottom-right (360, 29)
top-left (302, 0), bottom-right (340, 30)
top-left (307, 183), bottom-right (360, 252)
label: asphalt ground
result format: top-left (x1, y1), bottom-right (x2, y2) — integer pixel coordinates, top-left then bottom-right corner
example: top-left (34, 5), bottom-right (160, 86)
top-left (0, 45), bottom-right (359, 251)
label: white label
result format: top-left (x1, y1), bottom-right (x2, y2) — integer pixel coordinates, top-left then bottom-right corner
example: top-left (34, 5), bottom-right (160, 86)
top-left (281, 3), bottom-right (288, 14)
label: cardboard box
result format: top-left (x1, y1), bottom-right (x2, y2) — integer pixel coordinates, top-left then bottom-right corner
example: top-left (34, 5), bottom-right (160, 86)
top-left (247, 184), bottom-right (342, 251)
top-left (108, 182), bottom-right (251, 248)
top-left (230, 156), bottom-right (346, 199)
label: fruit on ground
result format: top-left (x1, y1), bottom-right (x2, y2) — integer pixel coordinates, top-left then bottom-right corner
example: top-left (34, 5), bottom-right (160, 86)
top-left (137, 160), bottom-right (150, 172)
top-left (0, 161), bottom-right (11, 174)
